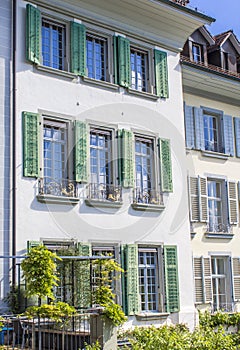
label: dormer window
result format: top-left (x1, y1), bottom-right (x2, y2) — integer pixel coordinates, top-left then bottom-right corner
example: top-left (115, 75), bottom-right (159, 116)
top-left (192, 43), bottom-right (202, 63)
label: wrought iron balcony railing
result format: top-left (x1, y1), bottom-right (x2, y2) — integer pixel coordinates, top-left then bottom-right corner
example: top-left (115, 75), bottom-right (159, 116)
top-left (133, 188), bottom-right (164, 206)
top-left (212, 302), bottom-right (234, 313)
top-left (38, 177), bottom-right (78, 198)
top-left (205, 223), bottom-right (232, 235)
top-left (87, 183), bottom-right (122, 202)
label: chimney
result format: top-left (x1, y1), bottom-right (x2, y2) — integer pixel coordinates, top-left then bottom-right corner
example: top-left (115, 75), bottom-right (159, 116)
top-left (171, 0), bottom-right (190, 6)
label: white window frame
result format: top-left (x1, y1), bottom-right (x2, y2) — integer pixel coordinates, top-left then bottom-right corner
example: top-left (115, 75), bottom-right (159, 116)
top-left (192, 43), bottom-right (202, 63)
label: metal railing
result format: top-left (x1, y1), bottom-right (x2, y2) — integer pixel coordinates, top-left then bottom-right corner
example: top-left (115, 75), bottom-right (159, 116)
top-left (38, 177), bottom-right (77, 198)
top-left (87, 183), bottom-right (122, 202)
top-left (181, 55), bottom-right (240, 80)
top-left (132, 188), bottom-right (164, 206)
top-left (212, 302), bottom-right (234, 313)
top-left (205, 223), bottom-right (232, 234)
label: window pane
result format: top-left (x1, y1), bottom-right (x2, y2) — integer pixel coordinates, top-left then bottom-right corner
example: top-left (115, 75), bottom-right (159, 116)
top-left (86, 35), bottom-right (106, 81)
top-left (131, 48), bottom-right (148, 92)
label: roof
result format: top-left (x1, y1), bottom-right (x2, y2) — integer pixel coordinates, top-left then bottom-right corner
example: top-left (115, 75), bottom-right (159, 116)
top-left (208, 30), bottom-right (240, 55)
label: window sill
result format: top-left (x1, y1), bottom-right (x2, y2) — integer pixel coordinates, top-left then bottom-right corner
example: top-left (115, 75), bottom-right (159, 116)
top-left (205, 232), bottom-right (234, 239)
top-left (85, 199), bottom-right (123, 209)
top-left (37, 194), bottom-right (79, 205)
top-left (127, 88), bottom-right (159, 101)
top-left (35, 64), bottom-right (76, 79)
top-left (201, 150), bottom-right (229, 160)
top-left (82, 76), bottom-right (119, 91)
top-left (131, 203), bottom-right (165, 212)
top-left (136, 312), bottom-right (169, 321)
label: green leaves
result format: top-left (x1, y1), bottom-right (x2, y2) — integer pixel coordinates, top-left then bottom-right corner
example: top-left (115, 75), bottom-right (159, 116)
top-left (21, 245), bottom-right (61, 299)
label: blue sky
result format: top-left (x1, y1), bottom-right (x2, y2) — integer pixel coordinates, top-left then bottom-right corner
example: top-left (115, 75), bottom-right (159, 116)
top-left (188, 0), bottom-right (240, 39)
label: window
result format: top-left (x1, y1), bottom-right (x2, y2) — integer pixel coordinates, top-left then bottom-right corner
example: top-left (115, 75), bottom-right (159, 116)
top-left (130, 47), bottom-right (148, 92)
top-left (86, 33), bottom-right (107, 81)
top-left (184, 105), bottom-right (234, 156)
top-left (188, 176), bottom-right (238, 233)
top-left (43, 119), bottom-right (68, 195)
top-left (42, 18), bottom-right (65, 70)
top-left (222, 52), bottom-right (229, 70)
top-left (138, 248), bottom-right (158, 312)
top-left (192, 43), bottom-right (202, 63)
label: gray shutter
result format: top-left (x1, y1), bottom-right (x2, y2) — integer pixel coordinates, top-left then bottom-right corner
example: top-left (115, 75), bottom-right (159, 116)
top-left (70, 22), bottom-right (86, 75)
top-left (26, 4), bottom-right (41, 64)
top-left (188, 176), bottom-right (200, 222)
top-left (194, 107), bottom-right (205, 150)
top-left (154, 49), bottom-right (169, 98)
top-left (22, 111), bottom-right (40, 178)
top-left (227, 181), bottom-right (238, 225)
top-left (222, 115), bottom-right (234, 156)
top-left (199, 176), bottom-right (208, 223)
top-left (203, 257), bottom-right (213, 303)
top-left (234, 117), bottom-right (240, 157)
top-left (232, 258), bottom-right (240, 301)
top-left (159, 138), bottom-right (173, 192)
top-left (74, 121), bottom-right (88, 183)
top-left (124, 244), bottom-right (140, 315)
top-left (193, 257), bottom-right (204, 303)
top-left (184, 105), bottom-right (195, 149)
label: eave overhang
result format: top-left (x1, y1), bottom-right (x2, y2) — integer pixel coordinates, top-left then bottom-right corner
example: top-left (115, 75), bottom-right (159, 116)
top-left (181, 59), bottom-right (240, 106)
top-left (28, 0), bottom-right (215, 52)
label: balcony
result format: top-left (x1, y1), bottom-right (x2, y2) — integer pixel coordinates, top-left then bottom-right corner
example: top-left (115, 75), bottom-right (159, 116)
top-left (85, 183), bottom-right (123, 208)
top-left (205, 223), bottom-right (233, 239)
top-left (37, 177), bottom-right (79, 205)
top-left (131, 188), bottom-right (165, 212)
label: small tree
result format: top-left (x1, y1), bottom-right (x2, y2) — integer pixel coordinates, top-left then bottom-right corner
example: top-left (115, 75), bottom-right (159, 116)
top-left (21, 245), bottom-right (61, 301)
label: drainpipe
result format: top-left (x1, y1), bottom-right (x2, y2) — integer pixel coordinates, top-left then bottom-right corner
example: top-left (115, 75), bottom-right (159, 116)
top-left (12, 0), bottom-right (17, 287)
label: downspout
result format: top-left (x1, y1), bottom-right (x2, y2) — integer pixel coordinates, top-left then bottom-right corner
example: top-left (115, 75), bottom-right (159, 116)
top-left (12, 0), bottom-right (17, 287)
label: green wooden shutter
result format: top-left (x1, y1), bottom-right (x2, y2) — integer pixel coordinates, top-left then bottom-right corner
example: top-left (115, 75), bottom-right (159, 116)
top-left (124, 244), bottom-right (140, 315)
top-left (232, 258), bottom-right (240, 301)
top-left (77, 242), bottom-right (92, 308)
top-left (164, 246), bottom-right (179, 313)
top-left (227, 181), bottom-right (238, 225)
top-left (159, 138), bottom-right (173, 192)
top-left (70, 22), bottom-right (86, 76)
top-left (154, 49), bottom-right (168, 98)
top-left (114, 36), bottom-right (130, 87)
top-left (26, 4), bottom-right (41, 64)
top-left (120, 130), bottom-right (134, 188)
top-left (74, 121), bottom-right (88, 183)
top-left (23, 111), bottom-right (40, 178)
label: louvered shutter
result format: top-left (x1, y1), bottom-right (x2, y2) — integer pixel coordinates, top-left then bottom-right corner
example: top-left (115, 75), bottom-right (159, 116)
top-left (188, 176), bottom-right (199, 222)
top-left (164, 246), bottom-right (179, 313)
top-left (234, 117), bottom-right (240, 157)
top-left (27, 240), bottom-right (41, 252)
top-left (70, 22), bottom-right (86, 75)
top-left (74, 121), bottom-right (88, 183)
top-left (184, 105), bottom-right (195, 149)
top-left (23, 111), bottom-right (40, 178)
top-left (222, 115), bottom-right (234, 156)
top-left (159, 138), bottom-right (173, 192)
top-left (26, 4), bottom-right (41, 64)
top-left (120, 130), bottom-right (134, 188)
top-left (203, 257), bottom-right (213, 303)
top-left (227, 181), bottom-right (238, 224)
top-left (154, 49), bottom-right (169, 98)
top-left (77, 243), bottom-right (92, 308)
top-left (124, 244), bottom-right (140, 315)
top-left (199, 176), bottom-right (208, 223)
top-left (232, 258), bottom-right (240, 301)
top-left (194, 107), bottom-right (205, 150)
top-left (114, 36), bottom-right (130, 87)
top-left (193, 257), bottom-right (204, 303)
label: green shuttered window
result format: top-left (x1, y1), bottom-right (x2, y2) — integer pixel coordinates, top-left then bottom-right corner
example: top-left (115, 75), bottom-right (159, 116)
top-left (119, 129), bottom-right (134, 188)
top-left (154, 49), bottom-right (169, 98)
top-left (71, 22), bottom-right (86, 75)
top-left (26, 4), bottom-right (41, 64)
top-left (74, 121), bottom-right (88, 183)
top-left (159, 138), bottom-right (173, 192)
top-left (23, 112), bottom-right (40, 178)
top-left (114, 36), bottom-right (131, 87)
top-left (164, 246), bottom-right (179, 313)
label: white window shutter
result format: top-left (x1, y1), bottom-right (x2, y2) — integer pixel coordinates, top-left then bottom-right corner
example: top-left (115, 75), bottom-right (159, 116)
top-left (203, 257), bottom-right (213, 303)
top-left (184, 105), bottom-right (195, 149)
top-left (188, 176), bottom-right (199, 222)
top-left (227, 181), bottom-right (238, 225)
top-left (199, 176), bottom-right (208, 223)
top-left (193, 257), bottom-right (204, 303)
top-left (232, 258), bottom-right (240, 301)
top-left (234, 117), bottom-right (240, 157)
top-left (222, 115), bottom-right (234, 156)
top-left (194, 107), bottom-right (205, 150)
